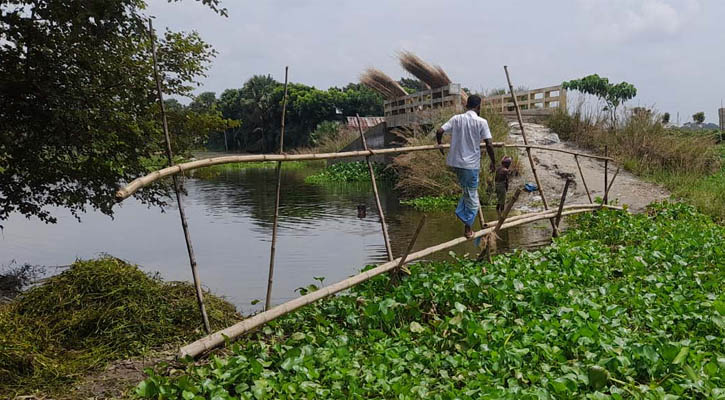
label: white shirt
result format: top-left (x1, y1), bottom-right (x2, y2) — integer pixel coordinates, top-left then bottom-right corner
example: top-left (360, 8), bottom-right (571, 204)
top-left (441, 110), bottom-right (492, 169)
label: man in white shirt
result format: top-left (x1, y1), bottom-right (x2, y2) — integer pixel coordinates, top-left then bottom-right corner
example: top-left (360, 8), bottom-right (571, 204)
top-left (436, 94), bottom-right (496, 238)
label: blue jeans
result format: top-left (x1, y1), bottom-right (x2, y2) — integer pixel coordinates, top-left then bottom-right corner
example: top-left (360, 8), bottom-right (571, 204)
top-left (453, 167), bottom-right (479, 227)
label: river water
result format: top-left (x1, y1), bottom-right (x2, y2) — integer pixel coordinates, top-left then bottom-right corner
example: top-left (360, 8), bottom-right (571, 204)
top-left (1, 162), bottom-right (551, 313)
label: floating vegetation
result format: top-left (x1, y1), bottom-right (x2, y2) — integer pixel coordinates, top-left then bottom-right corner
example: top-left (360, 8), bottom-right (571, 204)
top-left (304, 161), bottom-right (396, 184)
top-left (138, 202), bottom-right (724, 399)
top-left (0, 257), bottom-right (240, 396)
top-left (190, 160), bottom-right (324, 179)
top-left (400, 195), bottom-right (458, 211)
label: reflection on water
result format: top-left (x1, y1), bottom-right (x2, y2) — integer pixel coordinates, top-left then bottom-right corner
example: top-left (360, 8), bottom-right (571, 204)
top-left (1, 164), bottom-right (552, 313)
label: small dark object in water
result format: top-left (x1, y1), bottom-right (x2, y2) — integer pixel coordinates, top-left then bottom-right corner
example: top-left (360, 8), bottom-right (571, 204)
top-left (357, 205), bottom-right (367, 218)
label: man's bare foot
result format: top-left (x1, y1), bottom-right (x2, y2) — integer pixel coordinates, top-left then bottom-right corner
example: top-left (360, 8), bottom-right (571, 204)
top-left (464, 225), bottom-right (473, 239)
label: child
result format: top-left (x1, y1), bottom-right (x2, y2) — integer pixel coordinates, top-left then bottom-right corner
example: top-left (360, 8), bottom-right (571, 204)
top-left (495, 156), bottom-right (512, 217)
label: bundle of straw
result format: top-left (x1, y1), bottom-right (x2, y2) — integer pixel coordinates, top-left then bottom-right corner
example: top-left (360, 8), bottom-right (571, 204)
top-left (360, 68), bottom-right (408, 99)
top-left (398, 51), bottom-right (451, 89)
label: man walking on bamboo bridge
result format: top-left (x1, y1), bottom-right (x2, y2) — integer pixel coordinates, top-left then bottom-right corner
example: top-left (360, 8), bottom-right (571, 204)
top-left (436, 94), bottom-right (496, 239)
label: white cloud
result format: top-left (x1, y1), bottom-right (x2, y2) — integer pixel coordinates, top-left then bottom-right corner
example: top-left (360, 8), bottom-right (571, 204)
top-left (576, 0), bottom-right (701, 44)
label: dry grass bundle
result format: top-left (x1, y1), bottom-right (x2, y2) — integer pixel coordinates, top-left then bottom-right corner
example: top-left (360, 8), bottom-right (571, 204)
top-left (360, 68), bottom-right (407, 99)
top-left (398, 51), bottom-right (451, 89)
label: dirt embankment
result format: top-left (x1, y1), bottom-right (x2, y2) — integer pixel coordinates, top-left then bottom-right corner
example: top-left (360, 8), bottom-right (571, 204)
top-left (507, 122), bottom-right (669, 212)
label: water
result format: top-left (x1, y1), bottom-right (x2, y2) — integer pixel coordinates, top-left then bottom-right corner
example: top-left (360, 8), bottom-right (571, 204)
top-left (1, 162), bottom-right (551, 313)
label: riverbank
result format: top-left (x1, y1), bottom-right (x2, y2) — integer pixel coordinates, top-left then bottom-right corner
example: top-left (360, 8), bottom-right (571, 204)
top-left (135, 202), bottom-right (725, 398)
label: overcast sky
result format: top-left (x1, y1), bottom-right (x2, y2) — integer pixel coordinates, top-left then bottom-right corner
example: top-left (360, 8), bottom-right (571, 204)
top-left (147, 0), bottom-right (724, 124)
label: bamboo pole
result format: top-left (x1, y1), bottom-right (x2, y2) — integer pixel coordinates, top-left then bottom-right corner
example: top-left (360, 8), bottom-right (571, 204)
top-left (553, 179), bottom-right (573, 235)
top-left (503, 65), bottom-right (558, 236)
top-left (574, 155), bottom-right (593, 203)
top-left (604, 146), bottom-right (609, 205)
top-left (396, 216), bottom-right (426, 275)
top-left (179, 202), bottom-right (623, 358)
top-left (264, 66), bottom-right (289, 311)
top-left (115, 144), bottom-right (613, 201)
top-left (604, 168), bottom-right (621, 201)
top-left (148, 20), bottom-right (210, 333)
top-left (357, 114), bottom-right (393, 262)
top-left (477, 188), bottom-right (521, 261)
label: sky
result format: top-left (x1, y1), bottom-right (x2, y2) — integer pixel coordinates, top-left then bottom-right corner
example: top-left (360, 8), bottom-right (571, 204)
top-left (147, 0), bottom-right (725, 124)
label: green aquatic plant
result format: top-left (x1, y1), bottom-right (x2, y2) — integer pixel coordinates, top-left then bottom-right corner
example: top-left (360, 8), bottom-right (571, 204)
top-left (137, 202), bottom-right (725, 399)
top-left (400, 195), bottom-right (458, 211)
top-left (304, 161), bottom-right (396, 184)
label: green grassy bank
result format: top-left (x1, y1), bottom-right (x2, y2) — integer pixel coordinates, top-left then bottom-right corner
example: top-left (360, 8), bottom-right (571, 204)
top-left (136, 202), bottom-right (724, 399)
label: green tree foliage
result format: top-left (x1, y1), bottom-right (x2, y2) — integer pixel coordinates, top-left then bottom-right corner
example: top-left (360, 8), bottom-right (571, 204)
top-left (693, 112), bottom-right (705, 124)
top-left (563, 74), bottom-right (637, 128)
top-left (398, 77), bottom-right (428, 94)
top-left (0, 0), bottom-right (226, 223)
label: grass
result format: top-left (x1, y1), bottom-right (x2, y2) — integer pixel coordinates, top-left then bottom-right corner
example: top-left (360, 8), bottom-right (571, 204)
top-left (189, 160), bottom-right (324, 179)
top-left (546, 108), bottom-right (724, 221)
top-left (137, 202), bottom-right (725, 398)
top-left (304, 161), bottom-right (396, 184)
top-left (0, 257), bottom-right (240, 397)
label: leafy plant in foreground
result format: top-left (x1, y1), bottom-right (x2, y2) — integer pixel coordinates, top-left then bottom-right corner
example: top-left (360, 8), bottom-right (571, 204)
top-left (138, 203), bottom-right (724, 399)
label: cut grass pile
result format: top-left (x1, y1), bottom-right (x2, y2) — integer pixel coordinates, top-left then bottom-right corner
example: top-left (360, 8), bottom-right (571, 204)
top-left (0, 257), bottom-right (240, 397)
top-left (138, 202), bottom-right (724, 399)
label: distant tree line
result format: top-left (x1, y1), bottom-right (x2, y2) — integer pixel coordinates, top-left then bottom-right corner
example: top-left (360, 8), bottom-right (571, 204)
top-left (181, 76), bottom-right (433, 153)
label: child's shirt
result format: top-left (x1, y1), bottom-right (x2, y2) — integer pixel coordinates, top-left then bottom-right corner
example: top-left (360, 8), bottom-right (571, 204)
top-left (495, 166), bottom-right (510, 190)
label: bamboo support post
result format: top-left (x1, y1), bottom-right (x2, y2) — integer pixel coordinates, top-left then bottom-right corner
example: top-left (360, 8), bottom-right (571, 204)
top-left (477, 188), bottom-right (521, 261)
top-left (115, 144), bottom-right (613, 201)
top-left (574, 155), bottom-right (593, 203)
top-left (553, 179), bottom-right (573, 235)
top-left (179, 202), bottom-right (623, 358)
top-left (395, 216), bottom-right (426, 275)
top-left (264, 66), bottom-right (289, 311)
top-left (504, 66), bottom-right (558, 236)
top-left (604, 168), bottom-right (621, 202)
top-left (357, 114), bottom-right (393, 262)
top-left (149, 20), bottom-right (210, 333)
top-left (604, 146), bottom-right (609, 205)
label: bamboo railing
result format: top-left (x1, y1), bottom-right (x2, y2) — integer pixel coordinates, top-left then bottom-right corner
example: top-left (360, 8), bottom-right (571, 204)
top-left (179, 202), bottom-right (623, 358)
top-left (115, 143), bottom-right (612, 200)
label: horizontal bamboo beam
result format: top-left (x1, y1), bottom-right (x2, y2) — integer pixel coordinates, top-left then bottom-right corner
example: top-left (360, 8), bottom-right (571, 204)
top-left (116, 144), bottom-right (614, 200)
top-left (179, 203), bottom-right (623, 358)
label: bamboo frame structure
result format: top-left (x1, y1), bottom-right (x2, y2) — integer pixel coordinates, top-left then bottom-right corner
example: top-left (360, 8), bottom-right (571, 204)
top-left (477, 188), bottom-right (521, 261)
top-left (574, 155), bottom-right (593, 203)
top-left (605, 168), bottom-right (621, 201)
top-left (604, 146), bottom-right (609, 205)
top-left (356, 114), bottom-right (393, 261)
top-left (179, 202), bottom-right (623, 358)
top-left (553, 179), bottom-right (573, 233)
top-left (265, 66), bottom-right (289, 311)
top-left (115, 143), bottom-right (612, 200)
top-left (149, 20), bottom-right (210, 333)
top-left (504, 66), bottom-right (558, 236)
top-left (396, 216), bottom-right (426, 275)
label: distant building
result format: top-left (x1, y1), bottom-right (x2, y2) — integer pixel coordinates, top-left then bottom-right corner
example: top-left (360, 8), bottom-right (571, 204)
top-left (720, 108), bottom-right (724, 131)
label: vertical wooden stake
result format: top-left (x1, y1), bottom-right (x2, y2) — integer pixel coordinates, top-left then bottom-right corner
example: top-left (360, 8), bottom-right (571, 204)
top-left (265, 66), bottom-right (289, 311)
top-left (604, 168), bottom-right (620, 202)
top-left (396, 216), bottom-right (426, 275)
top-left (356, 114), bottom-right (394, 262)
top-left (477, 188), bottom-right (521, 261)
top-left (553, 179), bottom-right (573, 236)
top-left (149, 20), bottom-right (210, 333)
top-left (504, 66), bottom-right (558, 236)
top-left (574, 155), bottom-right (593, 203)
top-left (604, 146), bottom-right (609, 205)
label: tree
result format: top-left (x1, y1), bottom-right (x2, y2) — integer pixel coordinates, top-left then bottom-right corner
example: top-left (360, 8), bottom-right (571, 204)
top-left (692, 112), bottom-right (705, 125)
top-left (562, 74), bottom-right (637, 129)
top-left (398, 78), bottom-right (428, 94)
top-left (662, 112), bottom-right (671, 124)
top-left (330, 83), bottom-right (384, 117)
top-left (0, 0), bottom-right (226, 223)
top-left (188, 91), bottom-right (217, 113)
